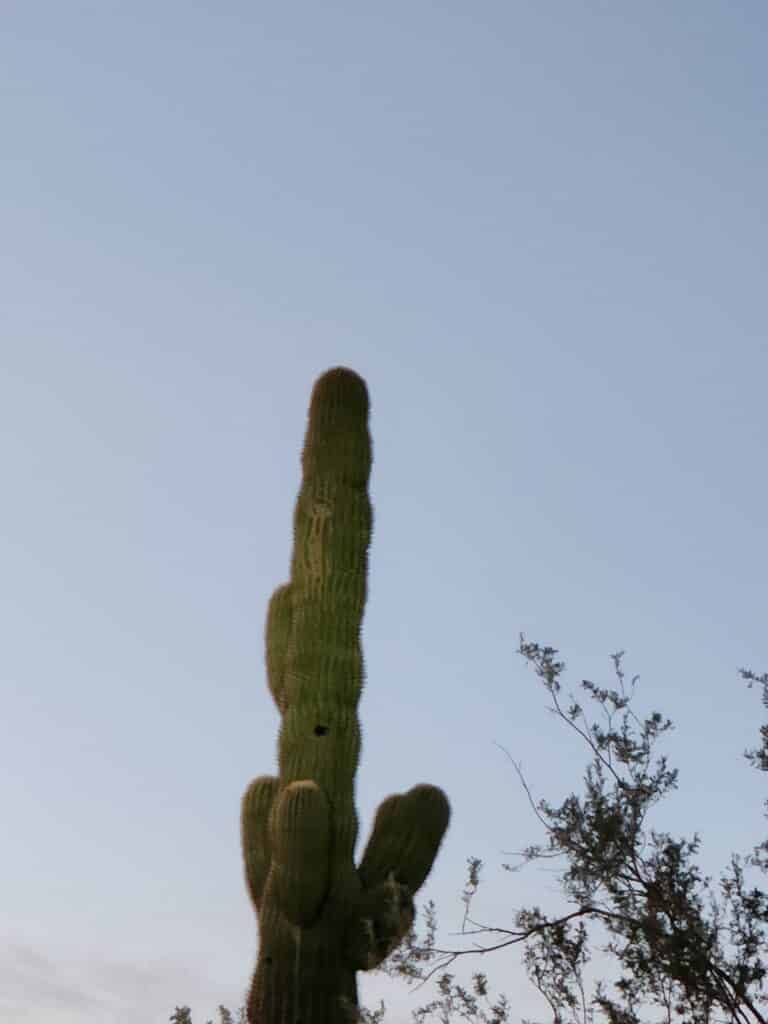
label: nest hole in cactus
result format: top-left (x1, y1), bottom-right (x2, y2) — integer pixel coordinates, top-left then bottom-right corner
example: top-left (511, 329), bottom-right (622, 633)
top-left (314, 724), bottom-right (329, 736)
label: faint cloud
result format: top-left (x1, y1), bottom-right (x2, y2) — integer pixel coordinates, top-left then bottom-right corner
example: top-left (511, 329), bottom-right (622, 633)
top-left (0, 941), bottom-right (242, 1024)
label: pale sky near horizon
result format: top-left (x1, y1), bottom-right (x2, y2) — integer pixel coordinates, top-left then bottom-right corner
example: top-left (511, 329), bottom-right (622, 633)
top-left (3, 3), bottom-right (767, 1022)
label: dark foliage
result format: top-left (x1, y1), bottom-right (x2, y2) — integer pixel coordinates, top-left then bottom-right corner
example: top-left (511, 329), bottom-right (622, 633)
top-left (370, 640), bottom-right (768, 1024)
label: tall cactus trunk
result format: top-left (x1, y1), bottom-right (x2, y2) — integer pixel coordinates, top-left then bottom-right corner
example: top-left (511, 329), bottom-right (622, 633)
top-left (247, 906), bottom-right (358, 1024)
top-left (241, 368), bottom-right (451, 1024)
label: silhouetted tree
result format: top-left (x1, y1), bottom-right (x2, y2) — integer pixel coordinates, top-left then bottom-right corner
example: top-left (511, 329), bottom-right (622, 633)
top-left (369, 639), bottom-right (768, 1024)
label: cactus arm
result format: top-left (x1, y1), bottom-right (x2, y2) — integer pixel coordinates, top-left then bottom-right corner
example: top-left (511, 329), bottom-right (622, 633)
top-left (270, 780), bottom-right (331, 928)
top-left (358, 784), bottom-right (452, 893)
top-left (344, 784), bottom-right (451, 971)
top-left (265, 584), bottom-right (293, 712)
top-left (241, 775), bottom-right (279, 911)
top-left (344, 874), bottom-right (416, 970)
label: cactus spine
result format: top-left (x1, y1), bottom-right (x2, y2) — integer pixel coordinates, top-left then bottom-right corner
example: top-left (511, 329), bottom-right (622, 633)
top-left (241, 367), bottom-right (451, 1024)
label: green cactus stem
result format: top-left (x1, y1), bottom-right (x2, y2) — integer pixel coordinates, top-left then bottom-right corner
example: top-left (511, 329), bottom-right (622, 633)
top-left (241, 367), bottom-right (451, 1024)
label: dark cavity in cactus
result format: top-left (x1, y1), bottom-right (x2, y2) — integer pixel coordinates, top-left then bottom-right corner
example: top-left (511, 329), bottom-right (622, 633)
top-left (241, 367), bottom-right (451, 1024)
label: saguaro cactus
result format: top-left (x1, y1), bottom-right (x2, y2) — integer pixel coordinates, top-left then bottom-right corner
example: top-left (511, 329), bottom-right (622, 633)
top-left (241, 367), bottom-right (451, 1024)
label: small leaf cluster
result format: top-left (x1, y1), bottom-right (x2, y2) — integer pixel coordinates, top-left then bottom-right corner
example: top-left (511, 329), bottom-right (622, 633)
top-left (169, 1004), bottom-right (243, 1024)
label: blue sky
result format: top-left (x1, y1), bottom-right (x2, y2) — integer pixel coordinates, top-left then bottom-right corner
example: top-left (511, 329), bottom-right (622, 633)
top-left (3, 3), bottom-right (767, 1022)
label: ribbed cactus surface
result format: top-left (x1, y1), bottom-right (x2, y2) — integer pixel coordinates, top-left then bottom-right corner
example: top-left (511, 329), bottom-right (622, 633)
top-left (241, 367), bottom-right (450, 1024)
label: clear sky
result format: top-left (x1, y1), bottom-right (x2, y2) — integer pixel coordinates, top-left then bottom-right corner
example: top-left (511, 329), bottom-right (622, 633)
top-left (3, 3), bottom-right (767, 1022)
